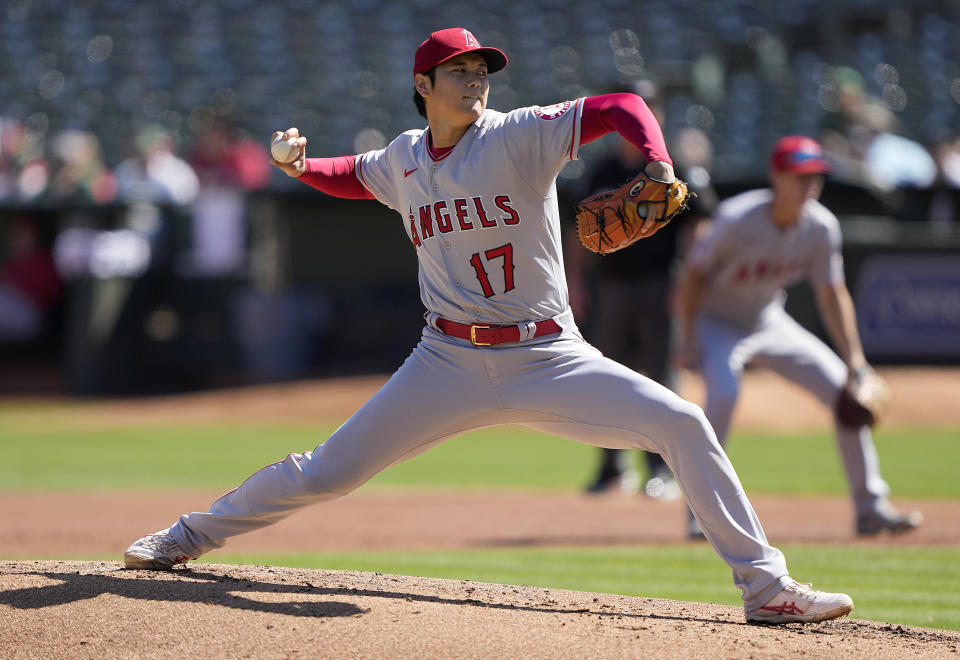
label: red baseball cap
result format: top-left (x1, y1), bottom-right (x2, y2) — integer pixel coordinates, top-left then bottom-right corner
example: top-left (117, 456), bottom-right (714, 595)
top-left (413, 28), bottom-right (508, 77)
top-left (770, 135), bottom-right (831, 174)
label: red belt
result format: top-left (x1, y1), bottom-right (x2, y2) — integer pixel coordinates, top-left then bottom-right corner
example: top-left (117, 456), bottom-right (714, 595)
top-left (434, 317), bottom-right (562, 346)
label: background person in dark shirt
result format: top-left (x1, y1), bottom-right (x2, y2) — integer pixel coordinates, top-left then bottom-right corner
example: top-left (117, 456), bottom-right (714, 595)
top-left (568, 92), bottom-right (717, 510)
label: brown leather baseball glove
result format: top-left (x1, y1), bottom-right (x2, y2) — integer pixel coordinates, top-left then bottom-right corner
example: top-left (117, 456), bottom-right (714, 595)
top-left (575, 171), bottom-right (692, 255)
top-left (836, 365), bottom-right (891, 428)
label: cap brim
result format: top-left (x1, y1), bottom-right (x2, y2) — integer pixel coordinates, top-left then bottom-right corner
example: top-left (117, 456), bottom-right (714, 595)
top-left (781, 159), bottom-right (831, 175)
top-left (436, 47), bottom-right (508, 73)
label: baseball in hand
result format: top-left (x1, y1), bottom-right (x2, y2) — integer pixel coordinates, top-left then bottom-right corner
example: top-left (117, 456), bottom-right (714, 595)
top-left (271, 135), bottom-right (300, 163)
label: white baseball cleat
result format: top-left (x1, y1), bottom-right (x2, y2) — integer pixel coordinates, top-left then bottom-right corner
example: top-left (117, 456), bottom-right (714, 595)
top-left (124, 529), bottom-right (194, 570)
top-left (746, 580), bottom-right (853, 624)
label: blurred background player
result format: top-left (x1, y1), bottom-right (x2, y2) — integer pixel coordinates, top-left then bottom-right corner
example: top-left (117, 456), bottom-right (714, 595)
top-left (675, 135), bottom-right (923, 537)
top-left (567, 83), bottom-right (718, 501)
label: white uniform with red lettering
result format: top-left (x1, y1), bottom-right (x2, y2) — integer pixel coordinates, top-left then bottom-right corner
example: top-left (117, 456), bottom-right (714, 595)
top-left (689, 189), bottom-right (891, 518)
top-left (168, 101), bottom-right (794, 611)
top-left (359, 101), bottom-right (581, 324)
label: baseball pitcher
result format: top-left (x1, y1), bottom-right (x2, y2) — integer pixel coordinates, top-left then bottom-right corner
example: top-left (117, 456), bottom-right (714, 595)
top-left (125, 29), bottom-right (854, 624)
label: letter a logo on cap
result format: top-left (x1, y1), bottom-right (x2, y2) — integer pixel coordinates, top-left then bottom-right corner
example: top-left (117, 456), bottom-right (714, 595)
top-left (461, 29), bottom-right (481, 48)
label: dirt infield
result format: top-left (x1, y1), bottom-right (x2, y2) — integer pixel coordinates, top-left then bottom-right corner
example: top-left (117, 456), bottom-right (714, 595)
top-left (2, 561), bottom-right (958, 659)
top-left (2, 490), bottom-right (959, 560)
top-left (2, 367), bottom-right (959, 657)
top-left (42, 366), bottom-right (960, 431)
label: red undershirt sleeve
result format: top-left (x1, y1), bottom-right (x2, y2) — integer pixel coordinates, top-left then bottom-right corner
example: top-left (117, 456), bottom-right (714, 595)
top-left (580, 93), bottom-right (673, 165)
top-left (298, 155), bottom-right (375, 199)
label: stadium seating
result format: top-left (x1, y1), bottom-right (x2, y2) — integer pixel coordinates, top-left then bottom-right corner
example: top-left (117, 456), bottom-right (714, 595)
top-left (0, 0), bottom-right (956, 185)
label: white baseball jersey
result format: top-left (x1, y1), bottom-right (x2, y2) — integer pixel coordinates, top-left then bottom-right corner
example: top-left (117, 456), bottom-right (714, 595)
top-left (356, 100), bottom-right (584, 325)
top-left (690, 189), bottom-right (845, 328)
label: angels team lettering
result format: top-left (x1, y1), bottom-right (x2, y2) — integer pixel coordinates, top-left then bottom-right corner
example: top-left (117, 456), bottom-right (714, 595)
top-left (732, 259), bottom-right (812, 284)
top-left (406, 194), bottom-right (521, 249)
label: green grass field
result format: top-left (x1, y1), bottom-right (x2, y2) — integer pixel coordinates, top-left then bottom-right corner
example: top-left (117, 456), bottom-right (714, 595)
top-left (1, 404), bottom-right (957, 496)
top-left (2, 403), bottom-right (959, 630)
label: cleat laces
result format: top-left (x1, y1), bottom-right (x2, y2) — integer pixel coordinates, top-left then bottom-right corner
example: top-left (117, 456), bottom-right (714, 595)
top-left (140, 533), bottom-right (189, 562)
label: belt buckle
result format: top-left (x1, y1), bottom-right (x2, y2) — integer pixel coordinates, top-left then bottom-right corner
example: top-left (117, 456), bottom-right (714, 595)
top-left (470, 324), bottom-right (494, 346)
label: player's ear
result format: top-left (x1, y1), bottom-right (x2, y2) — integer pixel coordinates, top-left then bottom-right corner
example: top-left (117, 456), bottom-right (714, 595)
top-left (414, 73), bottom-right (431, 97)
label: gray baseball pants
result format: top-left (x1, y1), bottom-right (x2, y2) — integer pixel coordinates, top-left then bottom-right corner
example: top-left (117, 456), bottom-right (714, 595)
top-left (171, 315), bottom-right (791, 611)
top-left (696, 306), bottom-right (891, 518)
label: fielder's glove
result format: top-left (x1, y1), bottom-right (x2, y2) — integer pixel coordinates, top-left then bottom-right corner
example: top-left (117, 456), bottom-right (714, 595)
top-left (575, 171), bottom-right (693, 255)
top-left (836, 365), bottom-right (891, 428)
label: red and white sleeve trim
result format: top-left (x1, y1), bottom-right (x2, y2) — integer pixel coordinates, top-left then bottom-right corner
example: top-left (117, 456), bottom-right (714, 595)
top-left (569, 97), bottom-right (584, 161)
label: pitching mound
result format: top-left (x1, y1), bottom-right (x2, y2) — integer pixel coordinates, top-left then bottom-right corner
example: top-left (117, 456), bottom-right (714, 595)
top-left (2, 561), bottom-right (957, 658)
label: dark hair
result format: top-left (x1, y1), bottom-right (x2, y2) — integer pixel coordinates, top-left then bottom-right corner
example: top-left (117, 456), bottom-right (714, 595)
top-left (412, 67), bottom-right (436, 119)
